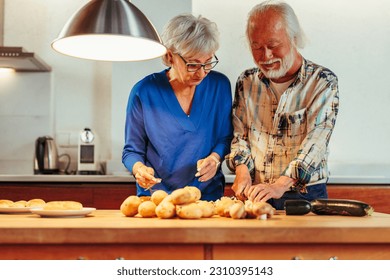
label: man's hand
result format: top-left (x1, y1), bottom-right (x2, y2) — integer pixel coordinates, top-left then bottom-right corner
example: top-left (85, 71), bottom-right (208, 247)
top-left (231, 164), bottom-right (252, 200)
top-left (247, 176), bottom-right (296, 202)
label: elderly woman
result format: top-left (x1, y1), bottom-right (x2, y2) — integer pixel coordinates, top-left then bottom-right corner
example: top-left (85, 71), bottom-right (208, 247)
top-left (122, 14), bottom-right (233, 201)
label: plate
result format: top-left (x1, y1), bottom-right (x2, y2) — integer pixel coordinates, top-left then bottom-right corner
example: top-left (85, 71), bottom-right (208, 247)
top-left (30, 207), bottom-right (96, 218)
top-left (0, 207), bottom-right (37, 214)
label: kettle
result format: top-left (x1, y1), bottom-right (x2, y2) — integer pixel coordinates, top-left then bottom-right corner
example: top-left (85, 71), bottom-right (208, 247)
top-left (34, 136), bottom-right (59, 174)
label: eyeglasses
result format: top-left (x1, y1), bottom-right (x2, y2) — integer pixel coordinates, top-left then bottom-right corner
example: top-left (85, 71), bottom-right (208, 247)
top-left (177, 54), bottom-right (219, 72)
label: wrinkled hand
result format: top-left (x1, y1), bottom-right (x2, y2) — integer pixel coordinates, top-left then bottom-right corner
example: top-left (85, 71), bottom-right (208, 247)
top-left (132, 162), bottom-right (161, 189)
top-left (195, 153), bottom-right (220, 182)
top-left (231, 164), bottom-right (252, 201)
top-left (247, 176), bottom-right (296, 202)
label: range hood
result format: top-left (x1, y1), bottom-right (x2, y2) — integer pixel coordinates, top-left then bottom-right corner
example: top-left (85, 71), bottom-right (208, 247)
top-left (0, 46), bottom-right (51, 72)
top-left (0, 0), bottom-right (51, 72)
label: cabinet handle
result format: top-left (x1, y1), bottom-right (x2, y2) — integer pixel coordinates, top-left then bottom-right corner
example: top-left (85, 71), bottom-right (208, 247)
top-left (292, 256), bottom-right (338, 260)
top-left (77, 256), bottom-right (125, 260)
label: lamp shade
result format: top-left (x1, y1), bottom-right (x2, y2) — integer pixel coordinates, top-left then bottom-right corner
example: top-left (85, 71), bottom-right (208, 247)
top-left (51, 0), bottom-right (166, 61)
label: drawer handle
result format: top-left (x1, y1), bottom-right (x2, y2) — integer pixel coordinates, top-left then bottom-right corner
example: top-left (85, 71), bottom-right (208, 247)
top-left (292, 256), bottom-right (338, 260)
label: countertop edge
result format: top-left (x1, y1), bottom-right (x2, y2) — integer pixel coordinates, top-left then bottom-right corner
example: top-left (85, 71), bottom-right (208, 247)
top-left (1, 211), bottom-right (390, 244)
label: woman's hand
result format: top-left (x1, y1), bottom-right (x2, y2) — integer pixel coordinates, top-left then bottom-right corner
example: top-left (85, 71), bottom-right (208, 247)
top-left (132, 162), bottom-right (161, 189)
top-left (195, 153), bottom-right (221, 182)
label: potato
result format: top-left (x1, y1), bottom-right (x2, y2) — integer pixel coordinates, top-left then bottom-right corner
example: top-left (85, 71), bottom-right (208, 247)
top-left (215, 196), bottom-right (235, 217)
top-left (155, 201), bottom-right (176, 219)
top-left (138, 201), bottom-right (157, 218)
top-left (176, 203), bottom-right (203, 219)
top-left (170, 188), bottom-right (192, 205)
top-left (161, 194), bottom-right (173, 204)
top-left (229, 200), bottom-right (246, 219)
top-left (196, 200), bottom-right (215, 218)
top-left (184, 186), bottom-right (201, 202)
top-left (244, 200), bottom-right (257, 218)
top-left (251, 201), bottom-right (275, 219)
top-left (139, 196), bottom-right (151, 202)
top-left (120, 195), bottom-right (142, 217)
top-left (151, 190), bottom-right (168, 206)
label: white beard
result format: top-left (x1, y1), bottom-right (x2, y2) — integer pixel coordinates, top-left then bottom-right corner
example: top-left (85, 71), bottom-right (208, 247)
top-left (259, 48), bottom-right (295, 80)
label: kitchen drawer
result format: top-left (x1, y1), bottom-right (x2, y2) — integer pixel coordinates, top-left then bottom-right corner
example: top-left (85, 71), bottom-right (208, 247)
top-left (0, 244), bottom-right (205, 260)
top-left (212, 244), bottom-right (390, 260)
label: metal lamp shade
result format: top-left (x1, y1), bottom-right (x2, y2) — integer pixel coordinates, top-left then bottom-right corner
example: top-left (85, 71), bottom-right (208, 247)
top-left (51, 0), bottom-right (166, 61)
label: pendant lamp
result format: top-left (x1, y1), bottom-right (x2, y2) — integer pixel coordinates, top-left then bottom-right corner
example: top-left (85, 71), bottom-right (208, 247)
top-left (51, 0), bottom-right (166, 61)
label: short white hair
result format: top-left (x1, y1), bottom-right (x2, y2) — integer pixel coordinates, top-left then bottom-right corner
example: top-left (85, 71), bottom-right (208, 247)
top-left (161, 14), bottom-right (220, 66)
top-left (246, 0), bottom-right (306, 49)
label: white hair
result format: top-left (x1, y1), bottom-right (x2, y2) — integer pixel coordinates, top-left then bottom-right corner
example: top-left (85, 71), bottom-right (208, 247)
top-left (246, 0), bottom-right (306, 49)
top-left (161, 14), bottom-right (220, 66)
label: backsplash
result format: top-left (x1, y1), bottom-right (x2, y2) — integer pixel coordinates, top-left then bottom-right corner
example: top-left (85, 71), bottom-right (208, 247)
top-left (0, 73), bottom-right (52, 174)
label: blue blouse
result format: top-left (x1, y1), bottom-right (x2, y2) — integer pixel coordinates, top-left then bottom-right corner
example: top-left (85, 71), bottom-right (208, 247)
top-left (122, 69), bottom-right (233, 201)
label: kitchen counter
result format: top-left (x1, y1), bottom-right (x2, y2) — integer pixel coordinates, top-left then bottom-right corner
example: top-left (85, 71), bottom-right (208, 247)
top-left (2, 161), bottom-right (390, 184)
top-left (1, 210), bottom-right (390, 260)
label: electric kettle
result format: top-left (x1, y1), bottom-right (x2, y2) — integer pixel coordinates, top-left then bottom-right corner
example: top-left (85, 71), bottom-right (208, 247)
top-left (33, 136), bottom-right (59, 174)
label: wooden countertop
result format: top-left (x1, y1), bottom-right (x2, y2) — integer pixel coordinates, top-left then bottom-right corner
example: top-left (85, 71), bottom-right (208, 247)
top-left (1, 210), bottom-right (390, 245)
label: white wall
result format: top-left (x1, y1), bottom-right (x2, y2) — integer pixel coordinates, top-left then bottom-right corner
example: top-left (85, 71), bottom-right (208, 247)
top-left (1, 0), bottom-right (111, 173)
top-left (0, 73), bottom-right (51, 173)
top-left (192, 0), bottom-right (390, 177)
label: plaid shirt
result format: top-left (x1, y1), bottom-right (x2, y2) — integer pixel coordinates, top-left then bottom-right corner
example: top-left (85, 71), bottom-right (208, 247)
top-left (226, 59), bottom-right (339, 191)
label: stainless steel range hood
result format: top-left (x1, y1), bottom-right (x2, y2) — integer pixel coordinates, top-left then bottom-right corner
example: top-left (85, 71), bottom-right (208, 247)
top-left (0, 46), bottom-right (51, 72)
top-left (0, 0), bottom-right (51, 72)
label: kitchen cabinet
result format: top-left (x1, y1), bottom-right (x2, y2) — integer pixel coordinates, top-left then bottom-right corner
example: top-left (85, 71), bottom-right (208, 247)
top-left (212, 244), bottom-right (390, 260)
top-left (1, 182), bottom-right (389, 213)
top-left (0, 210), bottom-right (389, 260)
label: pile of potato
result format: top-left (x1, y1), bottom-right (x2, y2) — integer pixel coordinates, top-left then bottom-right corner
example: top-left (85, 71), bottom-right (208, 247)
top-left (120, 186), bottom-right (275, 220)
top-left (215, 197), bottom-right (275, 220)
top-left (121, 186), bottom-right (212, 219)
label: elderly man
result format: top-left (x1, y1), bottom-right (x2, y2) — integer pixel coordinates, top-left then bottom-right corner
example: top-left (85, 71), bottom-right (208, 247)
top-left (226, 1), bottom-right (339, 209)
